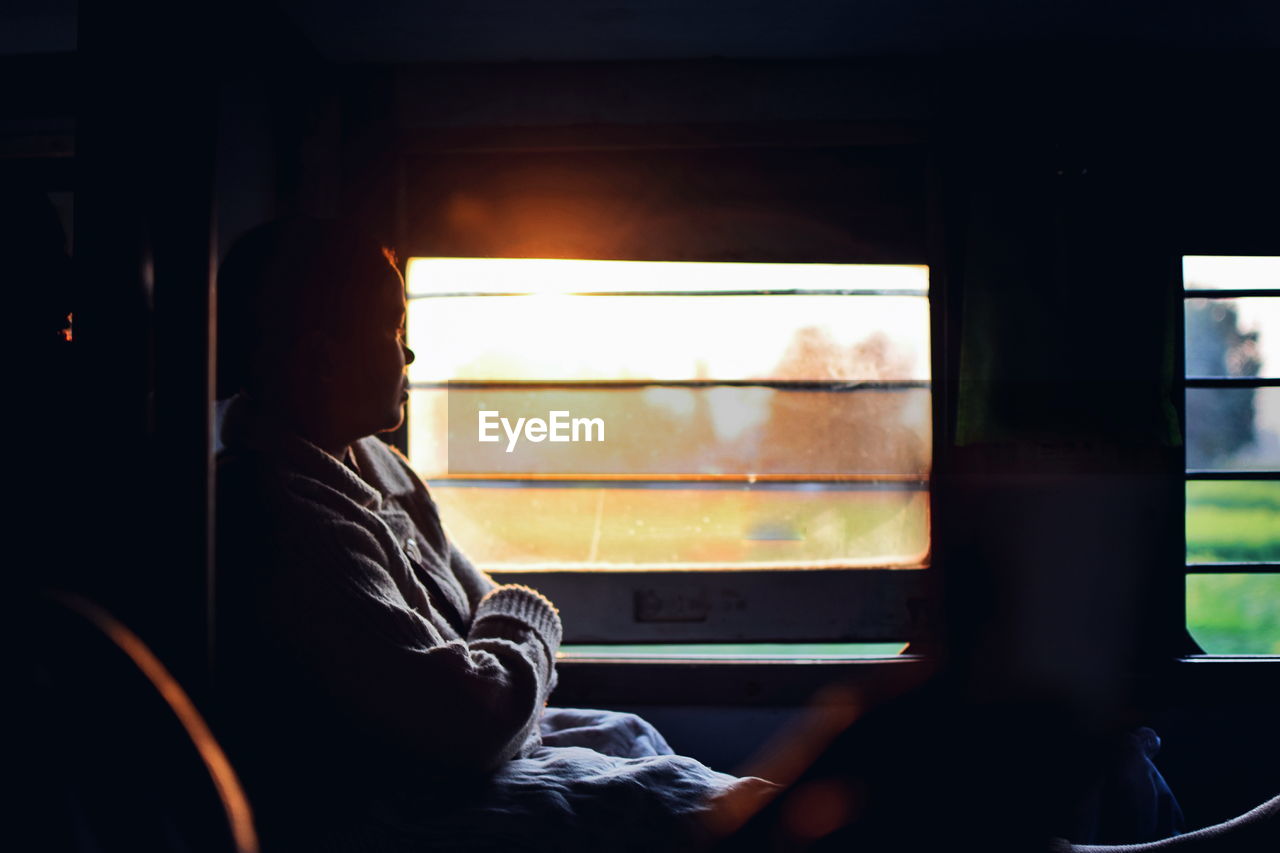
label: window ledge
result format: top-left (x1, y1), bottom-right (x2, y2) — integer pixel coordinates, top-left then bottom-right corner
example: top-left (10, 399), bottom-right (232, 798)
top-left (1178, 655), bottom-right (1280, 663)
top-left (552, 654), bottom-right (930, 707)
top-left (557, 642), bottom-right (911, 663)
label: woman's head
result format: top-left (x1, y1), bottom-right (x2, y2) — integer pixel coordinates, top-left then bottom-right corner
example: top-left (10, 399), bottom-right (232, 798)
top-left (218, 218), bottom-right (414, 448)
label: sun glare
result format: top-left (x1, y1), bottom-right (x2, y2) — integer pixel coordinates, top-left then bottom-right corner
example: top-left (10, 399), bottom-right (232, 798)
top-left (406, 259), bottom-right (931, 383)
top-left (1183, 256), bottom-right (1280, 291)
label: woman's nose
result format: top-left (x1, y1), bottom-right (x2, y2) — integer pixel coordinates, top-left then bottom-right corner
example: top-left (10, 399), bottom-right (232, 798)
top-left (403, 343), bottom-right (416, 366)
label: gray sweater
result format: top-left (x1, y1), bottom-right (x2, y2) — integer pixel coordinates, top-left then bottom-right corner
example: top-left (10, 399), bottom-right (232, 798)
top-left (215, 396), bottom-right (562, 794)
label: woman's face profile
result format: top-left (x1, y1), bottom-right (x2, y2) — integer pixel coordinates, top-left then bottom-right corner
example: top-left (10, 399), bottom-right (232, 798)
top-left (323, 260), bottom-right (416, 440)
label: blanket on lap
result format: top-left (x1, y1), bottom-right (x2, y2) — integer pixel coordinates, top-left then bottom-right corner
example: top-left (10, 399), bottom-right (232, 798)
top-left (305, 708), bottom-right (774, 853)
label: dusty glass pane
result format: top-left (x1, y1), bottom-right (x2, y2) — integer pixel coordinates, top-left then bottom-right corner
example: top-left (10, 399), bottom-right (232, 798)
top-left (404, 260), bottom-right (932, 571)
top-left (1185, 297), bottom-right (1280, 378)
top-left (407, 294), bottom-right (930, 383)
top-left (407, 257), bottom-right (929, 296)
top-left (1187, 574), bottom-right (1280, 655)
top-left (419, 386), bottom-right (930, 479)
top-left (1183, 256), bottom-right (1280, 291)
top-left (1186, 388), bottom-right (1280, 470)
top-left (1186, 480), bottom-right (1280, 564)
top-left (426, 484), bottom-right (929, 570)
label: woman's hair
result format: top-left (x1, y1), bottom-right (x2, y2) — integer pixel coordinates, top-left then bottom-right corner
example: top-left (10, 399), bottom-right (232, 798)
top-left (216, 217), bottom-right (397, 398)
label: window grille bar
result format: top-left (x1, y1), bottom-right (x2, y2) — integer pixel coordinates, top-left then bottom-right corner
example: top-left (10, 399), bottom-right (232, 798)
top-left (1186, 470), bottom-right (1280, 481)
top-left (1184, 378), bottom-right (1280, 389)
top-left (1185, 563), bottom-right (1280, 574)
top-left (1183, 289), bottom-right (1280, 299)
top-left (412, 379), bottom-right (931, 391)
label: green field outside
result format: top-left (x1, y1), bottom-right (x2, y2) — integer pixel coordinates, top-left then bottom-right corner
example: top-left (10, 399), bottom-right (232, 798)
top-left (1185, 481), bottom-right (1280, 654)
top-left (1187, 575), bottom-right (1280, 654)
top-left (433, 479), bottom-right (1278, 654)
top-left (1186, 481), bottom-right (1280, 563)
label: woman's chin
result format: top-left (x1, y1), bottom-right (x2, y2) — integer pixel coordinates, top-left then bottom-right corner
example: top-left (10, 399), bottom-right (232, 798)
top-left (387, 406), bottom-right (407, 433)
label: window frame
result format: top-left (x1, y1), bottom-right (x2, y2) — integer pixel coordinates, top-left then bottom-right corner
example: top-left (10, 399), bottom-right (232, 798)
top-left (1179, 252), bottom-right (1280, 658)
top-left (390, 122), bottom-right (948, 648)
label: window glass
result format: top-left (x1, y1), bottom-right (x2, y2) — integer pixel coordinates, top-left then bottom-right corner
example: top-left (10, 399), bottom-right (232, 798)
top-left (1183, 256), bottom-right (1280, 655)
top-left (407, 294), bottom-right (929, 383)
top-left (1185, 298), bottom-right (1280, 378)
top-left (1185, 480), bottom-right (1280, 564)
top-left (410, 387), bottom-right (931, 479)
top-left (425, 483), bottom-right (928, 570)
top-left (1186, 388), bottom-right (1280, 470)
top-left (1186, 574), bottom-right (1280, 655)
top-left (406, 258), bottom-right (931, 572)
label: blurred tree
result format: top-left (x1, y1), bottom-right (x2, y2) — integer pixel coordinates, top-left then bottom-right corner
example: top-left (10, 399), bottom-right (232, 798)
top-left (1185, 301), bottom-right (1260, 466)
top-left (758, 326), bottom-right (926, 477)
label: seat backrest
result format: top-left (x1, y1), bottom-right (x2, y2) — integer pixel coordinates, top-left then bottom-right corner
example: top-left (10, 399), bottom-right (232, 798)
top-left (18, 592), bottom-right (259, 853)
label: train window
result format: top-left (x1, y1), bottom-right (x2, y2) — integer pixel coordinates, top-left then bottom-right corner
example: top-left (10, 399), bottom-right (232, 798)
top-left (1183, 255), bottom-right (1280, 654)
top-left (404, 257), bottom-right (932, 646)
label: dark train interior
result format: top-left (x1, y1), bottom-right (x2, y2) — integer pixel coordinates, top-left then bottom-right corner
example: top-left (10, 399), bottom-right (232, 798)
top-left (7, 1), bottom-right (1279, 851)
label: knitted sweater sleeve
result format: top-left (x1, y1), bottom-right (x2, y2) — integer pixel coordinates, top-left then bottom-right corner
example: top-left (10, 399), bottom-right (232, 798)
top-left (270, 514), bottom-right (562, 775)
